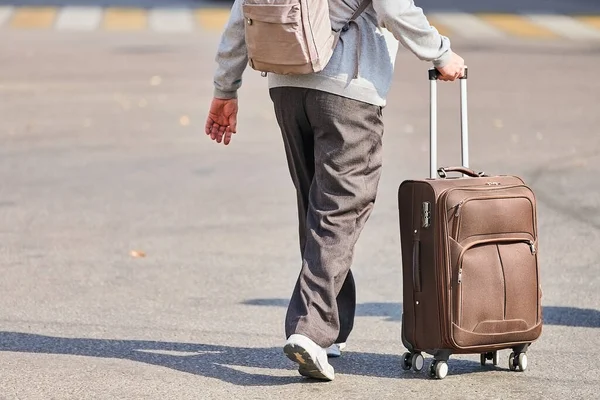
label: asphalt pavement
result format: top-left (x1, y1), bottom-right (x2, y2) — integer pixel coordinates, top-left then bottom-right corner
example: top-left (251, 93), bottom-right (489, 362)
top-left (1, 2), bottom-right (599, 399)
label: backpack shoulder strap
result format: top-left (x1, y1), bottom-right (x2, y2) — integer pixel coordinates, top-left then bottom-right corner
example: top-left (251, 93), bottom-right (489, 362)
top-left (340, 0), bottom-right (373, 32)
top-left (349, 0), bottom-right (373, 23)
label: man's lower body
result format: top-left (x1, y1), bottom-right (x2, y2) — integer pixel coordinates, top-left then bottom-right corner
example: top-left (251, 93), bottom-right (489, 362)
top-left (269, 87), bottom-right (384, 380)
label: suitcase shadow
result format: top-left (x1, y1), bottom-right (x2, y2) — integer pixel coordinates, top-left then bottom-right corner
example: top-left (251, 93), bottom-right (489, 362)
top-left (331, 352), bottom-right (501, 379)
top-left (542, 306), bottom-right (600, 328)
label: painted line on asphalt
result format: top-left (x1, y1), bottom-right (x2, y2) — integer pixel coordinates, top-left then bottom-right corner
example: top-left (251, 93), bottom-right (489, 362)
top-left (2, 7), bottom-right (600, 41)
top-left (103, 7), bottom-right (147, 31)
top-left (10, 6), bottom-right (56, 29)
top-left (577, 15), bottom-right (600, 31)
top-left (526, 14), bottom-right (600, 40)
top-left (426, 17), bottom-right (452, 37)
top-left (428, 12), bottom-right (507, 39)
top-left (0, 6), bottom-right (13, 27)
top-left (149, 8), bottom-right (194, 33)
top-left (477, 13), bottom-right (557, 38)
top-left (195, 8), bottom-right (230, 31)
top-left (55, 6), bottom-right (103, 31)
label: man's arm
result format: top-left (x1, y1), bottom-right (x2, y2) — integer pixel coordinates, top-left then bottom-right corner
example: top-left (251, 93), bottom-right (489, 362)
top-left (206, 0), bottom-right (247, 145)
top-left (373, 0), bottom-right (463, 78)
top-left (213, 0), bottom-right (248, 99)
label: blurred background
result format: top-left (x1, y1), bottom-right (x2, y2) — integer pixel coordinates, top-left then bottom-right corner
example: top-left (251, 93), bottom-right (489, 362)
top-left (1, 0), bottom-right (600, 399)
top-left (1, 0), bottom-right (600, 34)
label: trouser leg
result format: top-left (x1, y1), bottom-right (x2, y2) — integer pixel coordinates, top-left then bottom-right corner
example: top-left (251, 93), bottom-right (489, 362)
top-left (269, 87), bottom-right (314, 255)
top-left (271, 87), bottom-right (384, 348)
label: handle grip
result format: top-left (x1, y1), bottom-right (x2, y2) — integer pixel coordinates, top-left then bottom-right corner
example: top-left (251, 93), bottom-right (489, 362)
top-left (437, 167), bottom-right (486, 179)
top-left (428, 67), bottom-right (469, 81)
top-left (429, 66), bottom-right (469, 179)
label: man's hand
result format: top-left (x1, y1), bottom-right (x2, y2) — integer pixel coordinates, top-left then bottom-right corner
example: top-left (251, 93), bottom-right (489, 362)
top-left (436, 52), bottom-right (466, 82)
top-left (205, 98), bottom-right (238, 145)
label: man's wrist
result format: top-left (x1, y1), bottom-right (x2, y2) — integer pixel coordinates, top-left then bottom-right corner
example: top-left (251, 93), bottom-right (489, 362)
top-left (213, 88), bottom-right (238, 100)
top-left (433, 49), bottom-right (453, 69)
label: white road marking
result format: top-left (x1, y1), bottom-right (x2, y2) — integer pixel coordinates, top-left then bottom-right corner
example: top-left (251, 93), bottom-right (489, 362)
top-left (55, 6), bottom-right (103, 31)
top-left (526, 14), bottom-right (600, 40)
top-left (149, 8), bottom-right (194, 33)
top-left (0, 6), bottom-right (14, 26)
top-left (429, 12), bottom-right (507, 39)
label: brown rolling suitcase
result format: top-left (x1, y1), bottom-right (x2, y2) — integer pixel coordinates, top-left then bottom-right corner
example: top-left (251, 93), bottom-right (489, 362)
top-left (397, 68), bottom-right (543, 379)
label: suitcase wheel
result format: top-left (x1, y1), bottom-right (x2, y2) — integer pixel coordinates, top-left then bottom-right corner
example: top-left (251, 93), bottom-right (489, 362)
top-left (401, 352), bottom-right (424, 372)
top-left (480, 351), bottom-right (498, 366)
top-left (429, 360), bottom-right (448, 380)
top-left (509, 352), bottom-right (528, 372)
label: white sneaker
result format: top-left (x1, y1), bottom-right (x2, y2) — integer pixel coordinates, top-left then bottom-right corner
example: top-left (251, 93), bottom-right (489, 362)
top-left (283, 334), bottom-right (335, 381)
top-left (326, 342), bottom-right (346, 358)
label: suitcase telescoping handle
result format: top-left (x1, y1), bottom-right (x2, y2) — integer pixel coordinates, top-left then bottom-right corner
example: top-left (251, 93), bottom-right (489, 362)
top-left (429, 66), bottom-right (477, 179)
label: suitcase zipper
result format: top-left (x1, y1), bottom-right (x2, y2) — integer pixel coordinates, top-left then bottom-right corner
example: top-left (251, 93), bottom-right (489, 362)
top-left (452, 200), bottom-right (464, 239)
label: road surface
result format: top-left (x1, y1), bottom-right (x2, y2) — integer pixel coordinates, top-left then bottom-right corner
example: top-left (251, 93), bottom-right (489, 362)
top-left (0, 1), bottom-right (599, 399)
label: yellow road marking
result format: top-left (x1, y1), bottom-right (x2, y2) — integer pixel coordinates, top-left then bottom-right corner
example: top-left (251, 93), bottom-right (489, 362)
top-left (196, 9), bottom-right (231, 31)
top-left (577, 16), bottom-right (600, 30)
top-left (427, 18), bottom-right (452, 37)
top-left (10, 7), bottom-right (57, 29)
top-left (477, 14), bottom-right (557, 38)
top-left (103, 8), bottom-right (147, 30)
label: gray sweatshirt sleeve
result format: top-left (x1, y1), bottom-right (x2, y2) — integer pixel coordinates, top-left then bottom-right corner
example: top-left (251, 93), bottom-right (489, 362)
top-left (213, 0), bottom-right (248, 99)
top-left (372, 0), bottom-right (453, 67)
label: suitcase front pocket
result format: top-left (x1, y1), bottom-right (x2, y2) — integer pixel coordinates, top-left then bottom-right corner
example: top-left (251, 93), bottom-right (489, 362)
top-left (454, 238), bottom-right (539, 347)
top-left (451, 195), bottom-right (536, 242)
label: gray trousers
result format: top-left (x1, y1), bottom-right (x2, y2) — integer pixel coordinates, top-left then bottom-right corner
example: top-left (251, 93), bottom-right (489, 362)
top-left (269, 87), bottom-right (384, 348)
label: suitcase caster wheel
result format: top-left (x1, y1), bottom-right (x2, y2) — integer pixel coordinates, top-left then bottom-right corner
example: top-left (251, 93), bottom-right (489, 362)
top-left (480, 351), bottom-right (498, 366)
top-left (517, 353), bottom-right (528, 371)
top-left (429, 360), bottom-right (448, 379)
top-left (401, 352), bottom-right (412, 371)
top-left (509, 352), bottom-right (527, 371)
top-left (411, 353), bottom-right (424, 372)
top-left (401, 352), bottom-right (424, 372)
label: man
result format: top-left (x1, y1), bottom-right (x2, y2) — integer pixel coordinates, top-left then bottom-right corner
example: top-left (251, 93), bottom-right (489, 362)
top-left (205, 0), bottom-right (465, 381)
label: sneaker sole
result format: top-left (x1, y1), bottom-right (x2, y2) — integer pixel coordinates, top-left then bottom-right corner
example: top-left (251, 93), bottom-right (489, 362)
top-left (283, 343), bottom-right (334, 381)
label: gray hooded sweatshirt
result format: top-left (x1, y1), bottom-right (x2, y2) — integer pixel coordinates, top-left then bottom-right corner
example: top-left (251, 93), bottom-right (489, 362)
top-left (213, 0), bottom-right (452, 107)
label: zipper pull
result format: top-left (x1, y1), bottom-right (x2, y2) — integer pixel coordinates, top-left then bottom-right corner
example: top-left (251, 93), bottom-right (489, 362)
top-left (458, 268), bottom-right (462, 284)
top-left (529, 241), bottom-right (537, 255)
top-left (455, 201), bottom-right (464, 217)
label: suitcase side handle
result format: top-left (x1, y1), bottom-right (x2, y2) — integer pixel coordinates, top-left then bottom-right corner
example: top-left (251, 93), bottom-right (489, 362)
top-left (438, 166), bottom-right (486, 179)
top-left (429, 66), bottom-right (469, 179)
top-left (412, 238), bottom-right (421, 292)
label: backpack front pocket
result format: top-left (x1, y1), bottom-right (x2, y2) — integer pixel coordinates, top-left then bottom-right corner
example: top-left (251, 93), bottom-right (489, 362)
top-left (243, 3), bottom-right (310, 66)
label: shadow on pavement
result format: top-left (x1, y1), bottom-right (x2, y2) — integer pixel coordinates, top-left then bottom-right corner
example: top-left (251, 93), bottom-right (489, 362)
top-left (243, 299), bottom-right (600, 328)
top-left (244, 298), bottom-right (402, 322)
top-left (0, 331), bottom-right (494, 383)
top-left (543, 306), bottom-right (600, 328)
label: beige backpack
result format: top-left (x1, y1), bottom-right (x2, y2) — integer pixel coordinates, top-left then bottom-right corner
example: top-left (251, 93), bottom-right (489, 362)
top-left (242, 0), bottom-right (372, 75)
